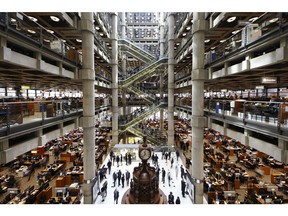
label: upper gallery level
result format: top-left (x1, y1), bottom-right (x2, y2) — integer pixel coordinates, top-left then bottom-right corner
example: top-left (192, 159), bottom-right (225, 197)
top-left (174, 12), bottom-right (288, 94)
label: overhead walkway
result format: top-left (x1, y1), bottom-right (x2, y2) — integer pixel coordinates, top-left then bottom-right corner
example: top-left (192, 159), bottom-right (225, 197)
top-left (118, 38), bottom-right (155, 63)
top-left (119, 57), bottom-right (168, 87)
top-left (127, 85), bottom-right (156, 103)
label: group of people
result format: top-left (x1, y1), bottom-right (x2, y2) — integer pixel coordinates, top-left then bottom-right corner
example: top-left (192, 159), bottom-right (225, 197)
top-left (96, 146), bottom-right (190, 204)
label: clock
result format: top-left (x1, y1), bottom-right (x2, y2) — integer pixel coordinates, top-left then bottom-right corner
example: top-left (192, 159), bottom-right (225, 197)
top-left (139, 149), bottom-right (151, 160)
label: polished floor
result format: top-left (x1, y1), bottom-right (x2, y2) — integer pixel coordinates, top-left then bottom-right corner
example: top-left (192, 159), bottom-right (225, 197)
top-left (93, 145), bottom-right (206, 204)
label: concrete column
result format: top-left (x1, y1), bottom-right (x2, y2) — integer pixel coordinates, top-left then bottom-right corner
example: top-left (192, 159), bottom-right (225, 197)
top-left (0, 140), bottom-right (9, 151)
top-left (244, 128), bottom-right (252, 146)
top-left (159, 13), bottom-right (165, 134)
top-left (0, 36), bottom-right (7, 47)
top-left (36, 129), bottom-right (45, 146)
top-left (160, 74), bottom-right (164, 133)
top-left (207, 116), bottom-right (212, 128)
top-left (0, 140), bottom-right (8, 165)
top-left (121, 12), bottom-right (126, 39)
top-left (59, 122), bottom-right (64, 136)
top-left (278, 139), bottom-right (288, 163)
top-left (167, 13), bottom-right (175, 149)
top-left (120, 12), bottom-right (127, 134)
top-left (191, 12), bottom-right (206, 204)
top-left (80, 12), bottom-right (95, 204)
top-left (112, 13), bottom-right (119, 147)
top-left (74, 117), bottom-right (79, 128)
top-left (57, 62), bottom-right (63, 76)
top-left (223, 122), bottom-right (228, 136)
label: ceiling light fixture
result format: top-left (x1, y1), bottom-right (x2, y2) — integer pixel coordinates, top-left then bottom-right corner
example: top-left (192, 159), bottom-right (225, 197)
top-left (46, 29), bottom-right (54, 34)
top-left (76, 39), bottom-right (82, 43)
top-left (182, 33), bottom-right (187, 37)
top-left (95, 26), bottom-right (100, 30)
top-left (204, 39), bottom-right (210, 43)
top-left (50, 15), bottom-right (60, 22)
top-left (28, 16), bottom-right (38, 22)
top-left (220, 39), bottom-right (226, 43)
top-left (99, 33), bottom-right (104, 36)
top-left (249, 17), bottom-right (258, 22)
top-left (10, 18), bottom-right (17, 23)
top-left (227, 16), bottom-right (236, 23)
top-left (269, 18), bottom-right (279, 23)
top-left (27, 29), bottom-right (36, 34)
top-left (186, 26), bottom-right (191, 30)
top-left (232, 30), bottom-right (240, 34)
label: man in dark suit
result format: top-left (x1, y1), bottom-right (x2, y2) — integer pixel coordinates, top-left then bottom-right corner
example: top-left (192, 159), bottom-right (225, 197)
top-left (181, 178), bottom-right (186, 198)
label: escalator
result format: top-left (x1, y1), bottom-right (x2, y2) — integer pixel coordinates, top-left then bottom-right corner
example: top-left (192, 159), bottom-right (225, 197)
top-left (127, 85), bottom-right (156, 103)
top-left (119, 38), bottom-right (155, 63)
top-left (119, 101), bottom-right (166, 130)
top-left (120, 57), bottom-right (168, 87)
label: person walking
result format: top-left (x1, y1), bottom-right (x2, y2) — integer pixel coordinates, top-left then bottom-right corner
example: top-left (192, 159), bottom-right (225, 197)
top-left (175, 196), bottom-right (181, 204)
top-left (113, 188), bottom-right (119, 204)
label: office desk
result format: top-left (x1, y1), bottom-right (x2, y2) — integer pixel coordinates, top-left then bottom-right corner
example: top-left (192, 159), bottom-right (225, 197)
top-left (41, 164), bottom-right (63, 176)
top-left (47, 196), bottom-right (77, 204)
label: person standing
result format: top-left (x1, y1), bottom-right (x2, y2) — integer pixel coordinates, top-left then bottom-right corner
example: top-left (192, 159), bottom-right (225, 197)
top-left (175, 196), bottom-right (181, 204)
top-left (167, 170), bottom-right (171, 187)
top-left (112, 171), bottom-right (117, 187)
top-left (113, 188), bottom-right (119, 204)
top-left (116, 155), bottom-right (120, 167)
top-left (121, 174), bottom-right (125, 188)
top-left (125, 170), bottom-right (131, 186)
top-left (180, 165), bottom-right (185, 179)
top-left (107, 160), bottom-right (112, 174)
top-left (170, 157), bottom-right (174, 168)
top-left (181, 178), bottom-right (186, 198)
top-left (117, 170), bottom-right (122, 187)
top-left (168, 192), bottom-right (174, 204)
top-left (175, 165), bottom-right (179, 179)
top-left (176, 149), bottom-right (180, 161)
top-left (161, 168), bottom-right (166, 184)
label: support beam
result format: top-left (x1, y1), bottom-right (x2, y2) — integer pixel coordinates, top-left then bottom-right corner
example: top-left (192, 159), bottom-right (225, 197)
top-left (159, 13), bottom-right (165, 134)
top-left (112, 13), bottom-right (119, 146)
top-left (120, 12), bottom-right (127, 144)
top-left (80, 12), bottom-right (95, 204)
top-left (167, 13), bottom-right (175, 149)
top-left (191, 12), bottom-right (206, 204)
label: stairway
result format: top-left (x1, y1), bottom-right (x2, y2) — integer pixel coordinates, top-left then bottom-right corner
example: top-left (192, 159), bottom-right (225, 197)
top-left (119, 38), bottom-right (155, 63)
